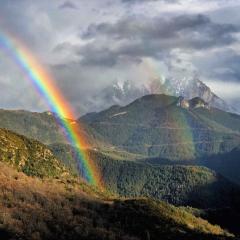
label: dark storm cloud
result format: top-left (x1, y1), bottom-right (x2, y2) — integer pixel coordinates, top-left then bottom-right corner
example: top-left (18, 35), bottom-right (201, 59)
top-left (78, 14), bottom-right (239, 66)
top-left (0, 0), bottom-right (239, 114)
top-left (83, 14), bottom-right (237, 42)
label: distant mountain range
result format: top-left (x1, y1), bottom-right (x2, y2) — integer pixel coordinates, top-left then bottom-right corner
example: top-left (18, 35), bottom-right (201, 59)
top-left (0, 95), bottom-right (240, 186)
top-left (93, 77), bottom-right (237, 114)
top-left (81, 94), bottom-right (240, 160)
top-left (81, 94), bottom-right (240, 187)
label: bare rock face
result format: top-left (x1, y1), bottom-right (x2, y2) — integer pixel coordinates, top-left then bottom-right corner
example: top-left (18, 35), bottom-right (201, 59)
top-left (163, 77), bottom-right (235, 113)
top-left (177, 96), bottom-right (190, 109)
top-left (177, 96), bottom-right (210, 110)
top-left (189, 97), bottom-right (210, 109)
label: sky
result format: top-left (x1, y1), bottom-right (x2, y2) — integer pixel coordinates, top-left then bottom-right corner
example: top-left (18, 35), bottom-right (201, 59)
top-left (0, 0), bottom-right (240, 116)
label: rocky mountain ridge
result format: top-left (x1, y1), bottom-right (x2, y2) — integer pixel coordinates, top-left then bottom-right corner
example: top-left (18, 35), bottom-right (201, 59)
top-left (94, 77), bottom-right (237, 114)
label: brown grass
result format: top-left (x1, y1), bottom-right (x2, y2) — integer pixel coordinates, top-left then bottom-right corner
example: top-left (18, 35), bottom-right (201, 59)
top-left (0, 162), bottom-right (234, 240)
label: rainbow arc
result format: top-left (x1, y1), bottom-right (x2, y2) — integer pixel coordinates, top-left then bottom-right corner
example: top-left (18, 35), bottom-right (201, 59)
top-left (0, 31), bottom-right (103, 189)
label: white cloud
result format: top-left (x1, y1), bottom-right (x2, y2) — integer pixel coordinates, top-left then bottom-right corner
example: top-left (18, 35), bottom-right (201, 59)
top-left (0, 0), bottom-right (239, 115)
top-left (207, 80), bottom-right (240, 99)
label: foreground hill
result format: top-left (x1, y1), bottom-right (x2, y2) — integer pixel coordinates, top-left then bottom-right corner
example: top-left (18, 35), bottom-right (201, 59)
top-left (80, 94), bottom-right (240, 160)
top-left (0, 162), bottom-right (234, 240)
top-left (0, 129), bottom-right (234, 240)
top-left (0, 128), bottom-right (69, 178)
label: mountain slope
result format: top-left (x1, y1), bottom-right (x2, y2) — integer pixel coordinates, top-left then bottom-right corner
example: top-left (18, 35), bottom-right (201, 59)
top-left (80, 94), bottom-right (240, 160)
top-left (0, 128), bottom-right (70, 178)
top-left (96, 156), bottom-right (240, 209)
top-left (0, 129), bottom-right (233, 240)
top-left (0, 109), bottom-right (108, 148)
top-left (93, 78), bottom-right (236, 114)
top-left (200, 146), bottom-right (240, 185)
top-left (0, 109), bottom-right (65, 144)
top-left (0, 162), bottom-right (233, 240)
top-left (50, 143), bottom-right (240, 210)
top-left (162, 77), bottom-right (236, 113)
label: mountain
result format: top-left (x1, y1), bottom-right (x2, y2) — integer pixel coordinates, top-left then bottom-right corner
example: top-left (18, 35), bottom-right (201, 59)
top-left (0, 107), bottom-right (239, 237)
top-left (0, 109), bottom-right (108, 148)
top-left (0, 109), bottom-right (66, 144)
top-left (80, 94), bottom-right (240, 161)
top-left (0, 97), bottom-right (239, 188)
top-left (93, 77), bottom-right (236, 114)
top-left (0, 128), bottom-right (234, 240)
top-left (1, 95), bottom-right (239, 164)
top-left (99, 80), bottom-right (147, 106)
top-left (80, 94), bottom-right (240, 186)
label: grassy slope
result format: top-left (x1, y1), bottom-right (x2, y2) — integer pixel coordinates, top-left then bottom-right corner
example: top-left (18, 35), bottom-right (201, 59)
top-left (1, 97), bottom-right (240, 163)
top-left (0, 109), bottom-right (108, 148)
top-left (0, 128), bottom-right (234, 240)
top-left (0, 101), bottom-right (240, 185)
top-left (0, 128), bottom-right (69, 178)
top-left (0, 110), bottom-right (65, 144)
top-left (0, 162), bottom-right (234, 240)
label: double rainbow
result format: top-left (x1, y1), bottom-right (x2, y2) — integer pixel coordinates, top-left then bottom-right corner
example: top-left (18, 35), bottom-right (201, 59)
top-left (0, 31), bottom-right (103, 189)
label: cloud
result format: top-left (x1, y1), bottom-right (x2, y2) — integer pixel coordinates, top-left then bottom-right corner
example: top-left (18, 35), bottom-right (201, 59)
top-left (83, 14), bottom-right (237, 43)
top-left (59, 1), bottom-right (78, 10)
top-left (207, 80), bottom-right (240, 99)
top-left (0, 0), bottom-right (240, 115)
top-left (193, 49), bottom-right (240, 83)
top-left (78, 14), bottom-right (239, 67)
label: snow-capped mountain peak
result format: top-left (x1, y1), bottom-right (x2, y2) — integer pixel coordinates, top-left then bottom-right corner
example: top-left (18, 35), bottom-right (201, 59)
top-left (96, 77), bottom-right (237, 113)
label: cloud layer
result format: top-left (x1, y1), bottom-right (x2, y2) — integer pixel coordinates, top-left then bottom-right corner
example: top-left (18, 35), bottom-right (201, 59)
top-left (0, 0), bottom-right (239, 115)
top-left (79, 14), bottom-right (238, 66)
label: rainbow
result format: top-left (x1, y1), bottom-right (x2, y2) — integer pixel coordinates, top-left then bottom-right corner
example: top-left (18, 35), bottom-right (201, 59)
top-left (142, 58), bottom-right (196, 160)
top-left (0, 31), bottom-right (103, 189)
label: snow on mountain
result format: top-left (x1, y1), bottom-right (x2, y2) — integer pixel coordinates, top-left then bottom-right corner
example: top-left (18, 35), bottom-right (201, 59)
top-left (94, 77), bottom-right (237, 114)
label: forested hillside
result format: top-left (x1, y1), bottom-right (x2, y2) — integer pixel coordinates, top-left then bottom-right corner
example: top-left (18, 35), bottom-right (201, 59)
top-left (50, 144), bottom-right (240, 210)
top-left (0, 129), bottom-right (234, 240)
